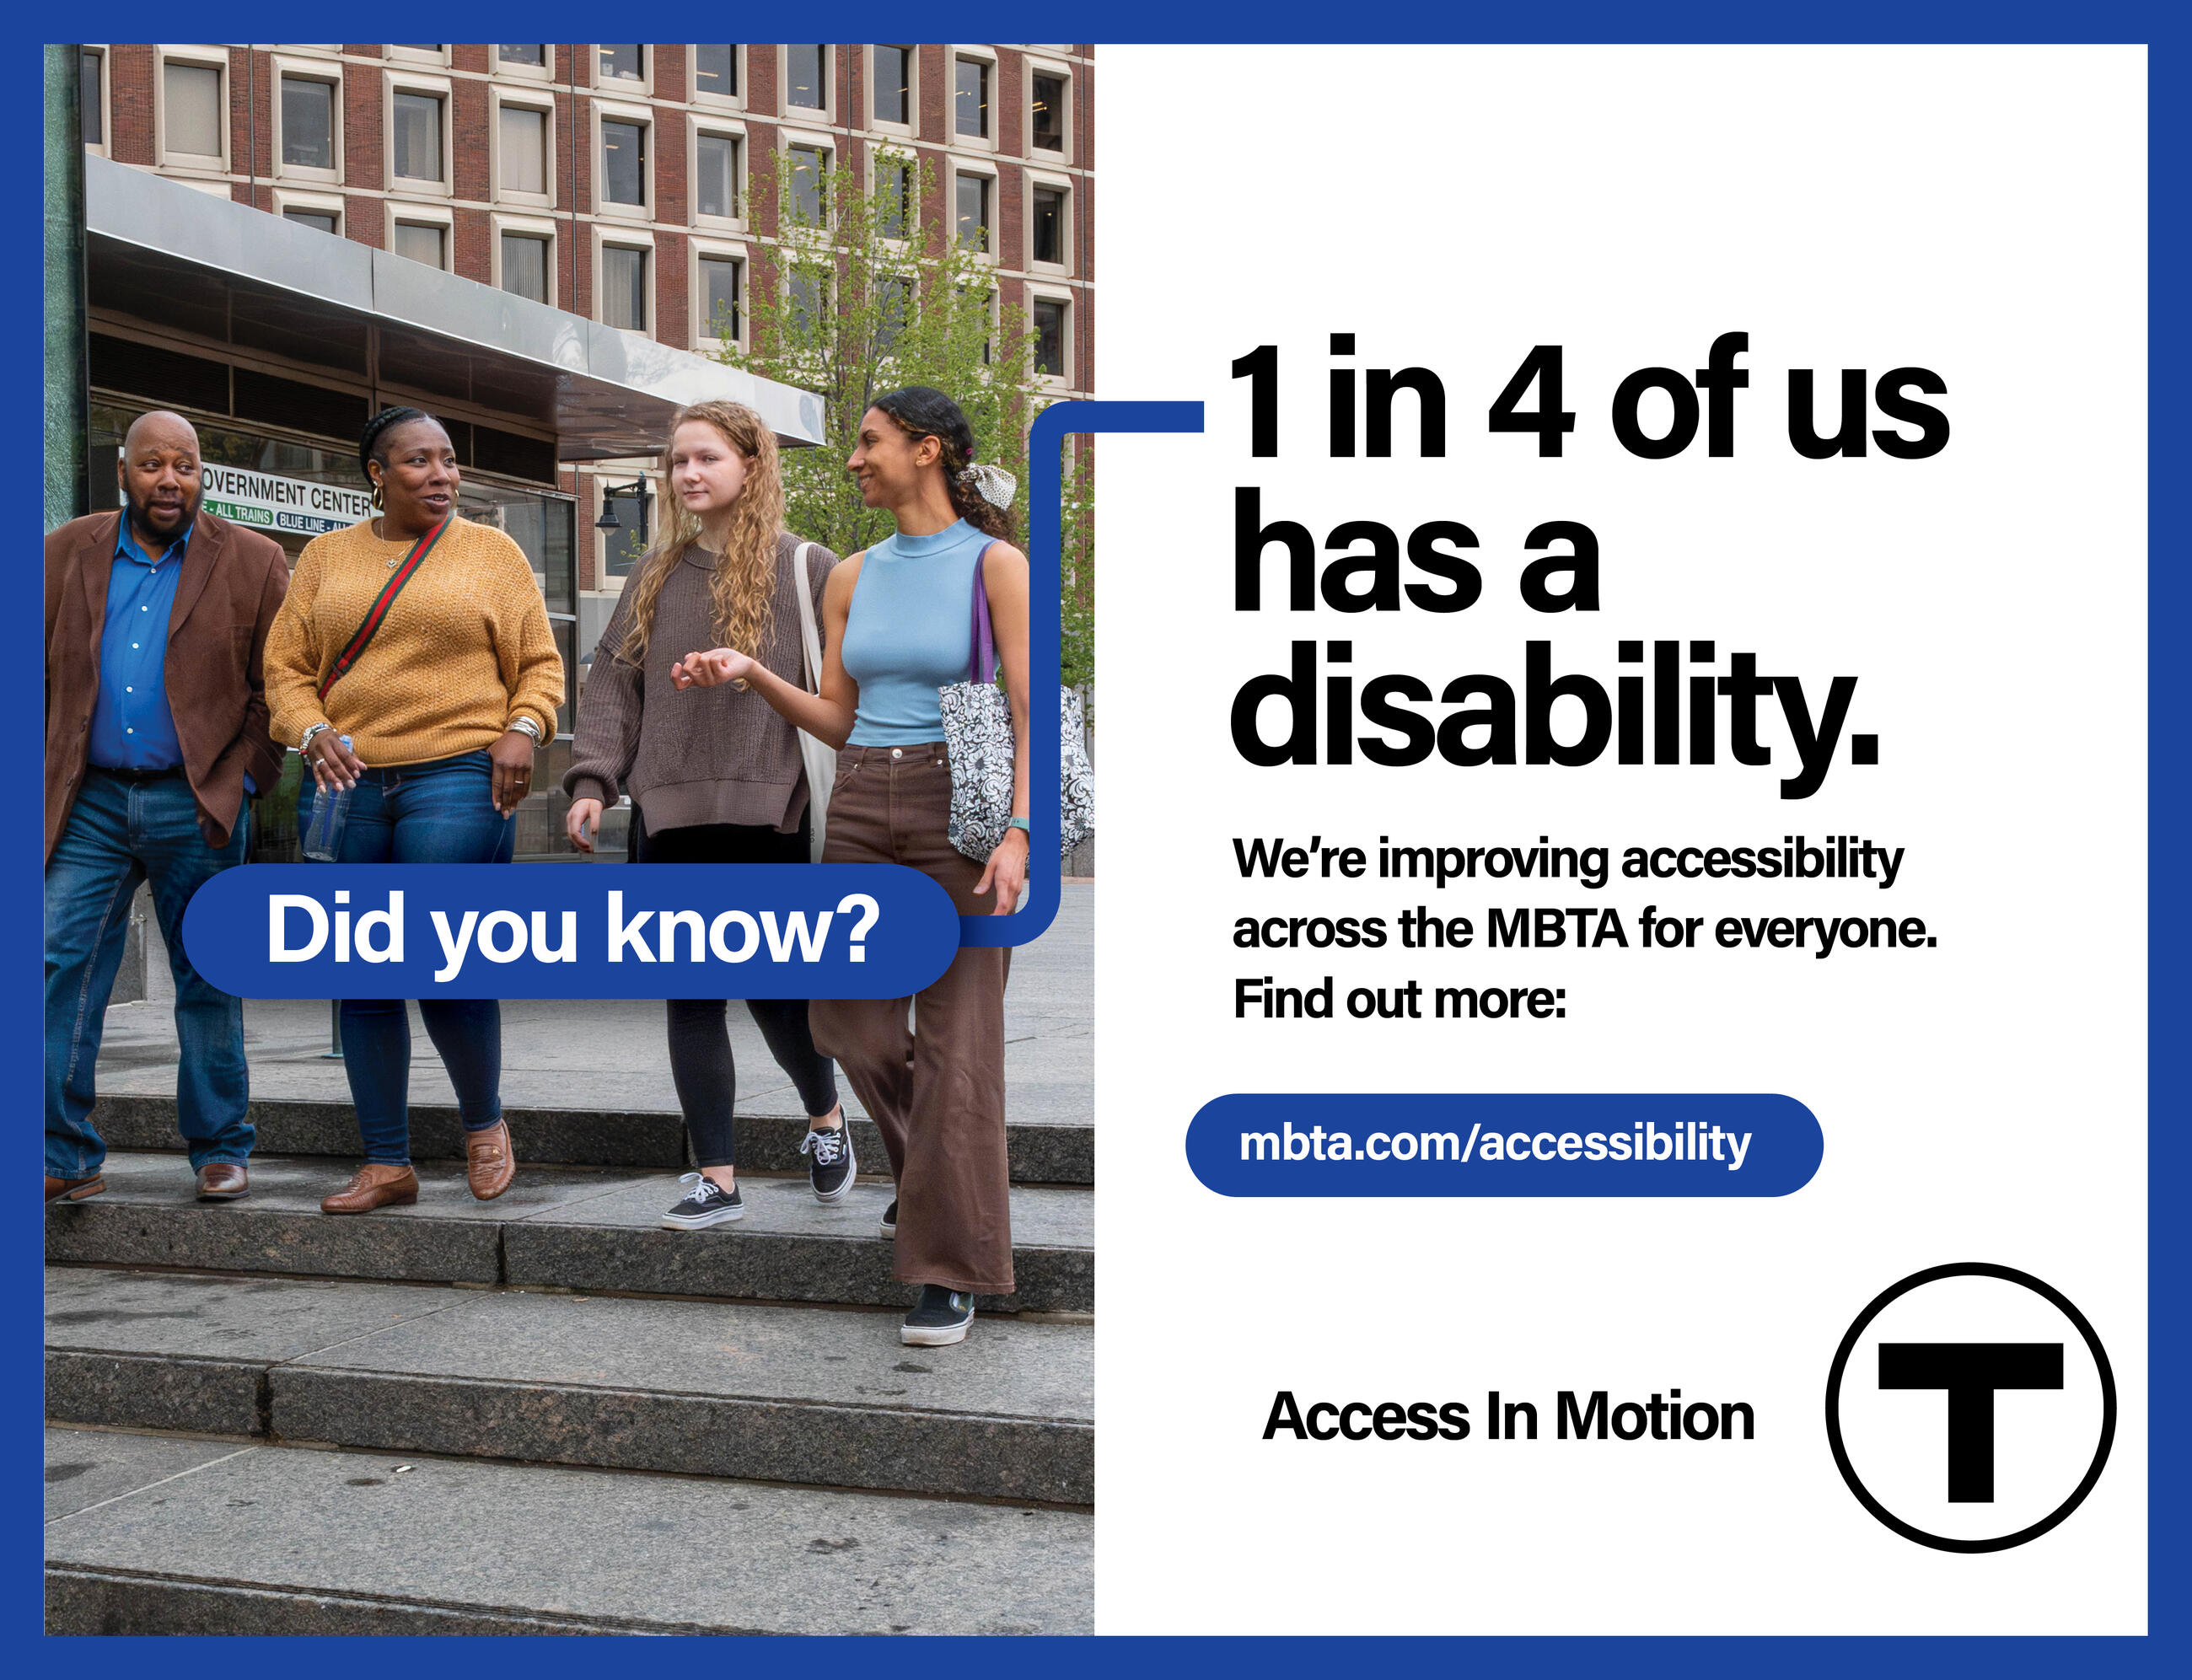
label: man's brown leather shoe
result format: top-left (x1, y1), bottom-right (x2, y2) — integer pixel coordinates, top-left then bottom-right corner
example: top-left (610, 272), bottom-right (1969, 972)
top-left (196, 1162), bottom-right (249, 1200)
top-left (462, 1119), bottom-right (516, 1200)
top-left (320, 1163), bottom-right (419, 1215)
top-left (45, 1174), bottom-right (105, 1204)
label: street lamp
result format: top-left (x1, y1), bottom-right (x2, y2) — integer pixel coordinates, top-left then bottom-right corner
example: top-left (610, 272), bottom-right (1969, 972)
top-left (594, 477), bottom-right (650, 539)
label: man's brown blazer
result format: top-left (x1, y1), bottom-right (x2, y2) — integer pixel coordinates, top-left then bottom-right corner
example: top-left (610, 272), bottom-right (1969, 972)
top-left (46, 507), bottom-right (291, 865)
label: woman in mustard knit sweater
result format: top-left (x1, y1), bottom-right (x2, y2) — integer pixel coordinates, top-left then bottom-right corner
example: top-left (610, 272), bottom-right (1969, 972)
top-left (265, 406), bottom-right (564, 1215)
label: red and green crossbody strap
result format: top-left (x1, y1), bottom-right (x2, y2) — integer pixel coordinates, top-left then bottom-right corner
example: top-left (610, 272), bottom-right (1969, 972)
top-left (316, 518), bottom-right (451, 700)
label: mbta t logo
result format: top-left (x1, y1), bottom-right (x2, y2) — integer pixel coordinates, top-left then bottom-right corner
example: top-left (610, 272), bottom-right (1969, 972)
top-left (1825, 1264), bottom-right (2116, 1553)
top-left (1877, 1340), bottom-right (2064, 1502)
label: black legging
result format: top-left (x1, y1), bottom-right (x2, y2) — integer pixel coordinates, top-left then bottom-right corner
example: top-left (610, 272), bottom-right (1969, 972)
top-left (631, 808), bottom-right (841, 1168)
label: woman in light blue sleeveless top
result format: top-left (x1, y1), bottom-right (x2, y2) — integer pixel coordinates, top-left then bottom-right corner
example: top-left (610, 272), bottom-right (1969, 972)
top-left (674, 387), bottom-right (1029, 1350)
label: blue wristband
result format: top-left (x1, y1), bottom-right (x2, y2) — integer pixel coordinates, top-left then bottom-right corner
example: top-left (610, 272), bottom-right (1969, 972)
top-left (1007, 816), bottom-right (1031, 833)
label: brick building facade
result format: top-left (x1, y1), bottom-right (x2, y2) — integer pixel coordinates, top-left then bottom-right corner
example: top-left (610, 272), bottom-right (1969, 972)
top-left (82, 42), bottom-right (1096, 633)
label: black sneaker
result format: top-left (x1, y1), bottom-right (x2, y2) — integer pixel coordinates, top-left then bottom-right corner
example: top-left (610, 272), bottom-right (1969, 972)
top-left (661, 1173), bottom-right (743, 1230)
top-left (900, 1285), bottom-right (976, 1347)
top-left (879, 1198), bottom-right (898, 1237)
top-left (801, 1123), bottom-right (855, 1203)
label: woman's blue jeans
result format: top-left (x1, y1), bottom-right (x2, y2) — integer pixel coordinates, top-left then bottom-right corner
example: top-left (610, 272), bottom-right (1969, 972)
top-left (304, 751), bottom-right (513, 1164)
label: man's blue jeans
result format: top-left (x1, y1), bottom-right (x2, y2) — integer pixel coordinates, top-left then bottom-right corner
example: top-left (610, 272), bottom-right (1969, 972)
top-left (46, 769), bottom-right (252, 1178)
top-left (304, 751), bottom-right (514, 1165)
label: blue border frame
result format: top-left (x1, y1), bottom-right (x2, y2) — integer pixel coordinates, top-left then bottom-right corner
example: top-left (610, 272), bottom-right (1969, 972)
top-left (963, 400), bottom-right (1203, 946)
top-left (17, 7), bottom-right (2181, 1663)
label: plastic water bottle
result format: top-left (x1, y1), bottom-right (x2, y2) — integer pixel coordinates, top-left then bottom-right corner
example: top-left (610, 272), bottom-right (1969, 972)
top-left (302, 737), bottom-right (354, 862)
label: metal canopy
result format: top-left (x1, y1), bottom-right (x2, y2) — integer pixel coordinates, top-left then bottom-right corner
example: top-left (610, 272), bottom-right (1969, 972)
top-left (83, 153), bottom-right (825, 459)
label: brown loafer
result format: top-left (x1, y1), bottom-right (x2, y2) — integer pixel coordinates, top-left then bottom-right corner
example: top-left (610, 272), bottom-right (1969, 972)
top-left (196, 1162), bottom-right (249, 1201)
top-left (461, 1119), bottom-right (516, 1200)
top-left (45, 1174), bottom-right (105, 1204)
top-left (320, 1162), bottom-right (419, 1215)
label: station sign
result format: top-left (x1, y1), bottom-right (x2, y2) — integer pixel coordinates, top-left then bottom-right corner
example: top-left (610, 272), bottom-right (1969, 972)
top-left (201, 464), bottom-right (373, 537)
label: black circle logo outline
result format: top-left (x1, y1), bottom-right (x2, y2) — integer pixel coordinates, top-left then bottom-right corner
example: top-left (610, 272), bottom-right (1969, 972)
top-left (1824, 1261), bottom-right (2117, 1554)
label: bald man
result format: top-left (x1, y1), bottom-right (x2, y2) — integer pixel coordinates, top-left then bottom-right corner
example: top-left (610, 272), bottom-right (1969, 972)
top-left (45, 411), bottom-right (289, 1203)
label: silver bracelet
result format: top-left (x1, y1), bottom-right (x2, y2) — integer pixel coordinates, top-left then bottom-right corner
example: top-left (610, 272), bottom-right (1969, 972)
top-left (300, 722), bottom-right (332, 752)
top-left (508, 717), bottom-right (542, 743)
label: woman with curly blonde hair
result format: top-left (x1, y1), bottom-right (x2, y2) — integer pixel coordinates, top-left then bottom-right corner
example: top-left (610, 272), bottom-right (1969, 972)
top-left (563, 400), bottom-right (851, 1225)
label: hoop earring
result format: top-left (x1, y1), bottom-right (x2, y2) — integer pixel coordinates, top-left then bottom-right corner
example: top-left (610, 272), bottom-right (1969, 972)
top-left (369, 480), bottom-right (384, 511)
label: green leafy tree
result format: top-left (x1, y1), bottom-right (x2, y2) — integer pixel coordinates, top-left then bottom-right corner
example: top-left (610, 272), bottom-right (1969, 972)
top-left (712, 152), bottom-right (1095, 696)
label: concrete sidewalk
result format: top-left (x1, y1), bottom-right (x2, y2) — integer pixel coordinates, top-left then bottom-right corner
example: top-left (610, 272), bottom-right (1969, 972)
top-left (94, 882), bottom-right (1093, 1129)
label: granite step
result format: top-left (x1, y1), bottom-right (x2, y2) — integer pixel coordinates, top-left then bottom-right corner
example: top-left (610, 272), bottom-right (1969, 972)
top-left (48, 1152), bottom-right (1093, 1315)
top-left (46, 1425), bottom-right (1090, 1634)
top-left (93, 1094), bottom-right (1095, 1186)
top-left (45, 1269), bottom-right (1093, 1505)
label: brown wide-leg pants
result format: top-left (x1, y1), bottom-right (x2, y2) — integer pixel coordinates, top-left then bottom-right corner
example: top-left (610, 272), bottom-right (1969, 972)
top-left (809, 743), bottom-right (1013, 1296)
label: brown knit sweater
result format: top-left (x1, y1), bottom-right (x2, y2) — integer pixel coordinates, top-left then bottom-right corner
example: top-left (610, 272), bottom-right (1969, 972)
top-left (266, 516), bottom-right (565, 765)
top-left (564, 531), bottom-right (839, 833)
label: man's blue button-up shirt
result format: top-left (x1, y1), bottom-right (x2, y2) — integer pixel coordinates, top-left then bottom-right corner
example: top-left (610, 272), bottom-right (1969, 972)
top-left (87, 518), bottom-right (189, 772)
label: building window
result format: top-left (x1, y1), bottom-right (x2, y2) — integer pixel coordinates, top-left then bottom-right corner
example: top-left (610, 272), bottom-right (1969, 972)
top-left (960, 286), bottom-right (995, 365)
top-left (500, 105), bottom-right (547, 195)
top-left (502, 233), bottom-right (549, 302)
top-left (696, 132), bottom-right (740, 219)
top-left (954, 58), bottom-right (989, 138)
top-left (163, 61), bottom-right (223, 160)
top-left (284, 208), bottom-right (338, 234)
top-left (498, 46), bottom-right (545, 67)
top-left (877, 160), bottom-right (911, 239)
top-left (594, 480), bottom-right (653, 582)
top-left (391, 91), bottom-right (443, 182)
top-left (694, 45), bottom-right (737, 99)
top-left (786, 46), bottom-right (828, 110)
top-left (700, 255), bottom-right (741, 341)
top-left (1032, 75), bottom-right (1066, 152)
top-left (1034, 298), bottom-right (1066, 377)
top-left (1031, 185), bottom-right (1065, 265)
top-left (955, 173), bottom-right (989, 252)
top-left (787, 145), bottom-right (828, 225)
top-left (599, 46), bottom-right (644, 84)
top-left (876, 276), bottom-right (909, 356)
top-left (394, 223), bottom-right (445, 269)
top-left (282, 77), bottom-right (335, 170)
top-left (875, 46), bottom-right (911, 124)
top-left (602, 120), bottom-right (646, 207)
top-left (788, 271), bottom-right (825, 336)
top-left (599, 485), bottom-right (652, 581)
top-left (80, 50), bottom-right (103, 147)
top-left (603, 245), bottom-right (647, 330)
top-left (601, 482), bottom-right (649, 577)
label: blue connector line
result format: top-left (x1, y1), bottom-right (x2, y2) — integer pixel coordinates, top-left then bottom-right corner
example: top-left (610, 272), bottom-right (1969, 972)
top-left (959, 399), bottom-right (1206, 947)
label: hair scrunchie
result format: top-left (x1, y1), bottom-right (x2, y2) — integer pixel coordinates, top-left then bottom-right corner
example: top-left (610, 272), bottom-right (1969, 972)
top-left (960, 462), bottom-right (1017, 509)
